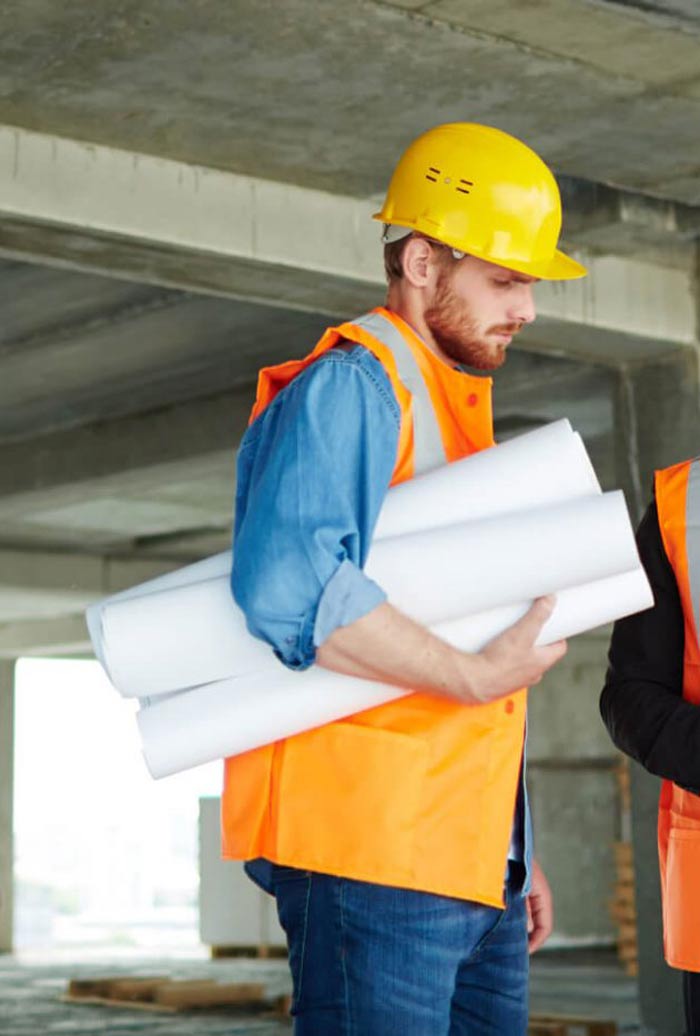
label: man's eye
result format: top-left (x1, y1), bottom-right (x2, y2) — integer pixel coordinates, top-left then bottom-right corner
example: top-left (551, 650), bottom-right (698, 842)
top-left (494, 279), bottom-right (512, 288)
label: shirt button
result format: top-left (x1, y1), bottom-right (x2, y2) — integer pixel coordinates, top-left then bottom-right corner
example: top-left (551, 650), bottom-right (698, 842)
top-left (467, 393), bottom-right (478, 407)
top-left (504, 700), bottom-right (515, 715)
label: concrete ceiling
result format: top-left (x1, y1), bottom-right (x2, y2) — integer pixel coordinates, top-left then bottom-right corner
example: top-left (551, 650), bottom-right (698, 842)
top-left (0, 260), bottom-right (332, 442)
top-left (0, 0), bottom-right (698, 651)
top-left (1, 0), bottom-right (700, 202)
top-left (0, 253), bottom-right (617, 553)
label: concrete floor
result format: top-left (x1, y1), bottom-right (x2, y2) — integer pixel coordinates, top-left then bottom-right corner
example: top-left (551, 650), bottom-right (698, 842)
top-left (0, 948), bottom-right (643, 1035)
top-left (529, 951), bottom-right (643, 1032)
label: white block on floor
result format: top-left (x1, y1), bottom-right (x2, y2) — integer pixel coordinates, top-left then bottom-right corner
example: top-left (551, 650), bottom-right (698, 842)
top-left (198, 796), bottom-right (285, 951)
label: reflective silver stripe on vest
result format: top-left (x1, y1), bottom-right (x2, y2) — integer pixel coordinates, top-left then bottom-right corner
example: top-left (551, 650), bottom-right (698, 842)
top-left (686, 458), bottom-right (700, 642)
top-left (352, 312), bottom-right (447, 475)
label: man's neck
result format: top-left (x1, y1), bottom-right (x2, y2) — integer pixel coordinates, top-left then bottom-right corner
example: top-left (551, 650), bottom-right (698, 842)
top-left (384, 287), bottom-right (454, 367)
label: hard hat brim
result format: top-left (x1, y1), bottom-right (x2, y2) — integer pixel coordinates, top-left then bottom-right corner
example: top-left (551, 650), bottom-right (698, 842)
top-left (456, 245), bottom-right (587, 281)
top-left (535, 248), bottom-right (588, 281)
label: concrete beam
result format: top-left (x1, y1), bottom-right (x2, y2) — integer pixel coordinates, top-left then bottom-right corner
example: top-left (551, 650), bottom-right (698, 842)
top-left (533, 257), bottom-right (697, 354)
top-left (0, 386), bottom-right (248, 522)
top-left (0, 125), bottom-right (381, 292)
top-left (558, 175), bottom-right (700, 270)
top-left (0, 127), bottom-right (696, 358)
top-left (0, 660), bottom-right (14, 953)
top-left (0, 549), bottom-right (180, 607)
top-left (0, 345), bottom-right (616, 533)
top-left (0, 616), bottom-right (92, 659)
top-left (560, 176), bottom-right (700, 241)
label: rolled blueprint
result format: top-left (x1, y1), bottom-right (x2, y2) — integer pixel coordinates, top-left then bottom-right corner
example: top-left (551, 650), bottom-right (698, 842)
top-left (365, 490), bottom-right (636, 625)
top-left (436, 567), bottom-right (653, 655)
top-left (137, 566), bottom-right (653, 778)
top-left (87, 418), bottom-right (599, 684)
top-left (374, 419), bottom-right (599, 538)
top-left (86, 551), bottom-right (232, 668)
top-left (138, 667), bottom-right (406, 779)
top-left (101, 490), bottom-right (635, 698)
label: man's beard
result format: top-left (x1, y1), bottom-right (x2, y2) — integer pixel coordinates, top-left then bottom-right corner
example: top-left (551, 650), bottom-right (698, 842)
top-left (424, 270), bottom-right (521, 371)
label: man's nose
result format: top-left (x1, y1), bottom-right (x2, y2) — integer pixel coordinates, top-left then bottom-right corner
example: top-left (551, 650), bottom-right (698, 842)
top-left (510, 284), bottom-right (536, 326)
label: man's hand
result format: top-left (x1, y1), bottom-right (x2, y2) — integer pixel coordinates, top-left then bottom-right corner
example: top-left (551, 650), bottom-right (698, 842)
top-left (526, 857), bottom-right (553, 954)
top-left (466, 596), bottom-right (567, 704)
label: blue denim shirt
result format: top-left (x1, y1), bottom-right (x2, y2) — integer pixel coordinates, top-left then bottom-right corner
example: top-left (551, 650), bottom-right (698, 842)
top-left (233, 345), bottom-right (398, 669)
top-left (233, 342), bottom-right (530, 890)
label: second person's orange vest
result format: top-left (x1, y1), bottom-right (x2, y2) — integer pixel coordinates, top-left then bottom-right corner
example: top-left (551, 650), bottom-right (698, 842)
top-left (221, 307), bottom-right (527, 908)
top-left (656, 458), bottom-right (700, 970)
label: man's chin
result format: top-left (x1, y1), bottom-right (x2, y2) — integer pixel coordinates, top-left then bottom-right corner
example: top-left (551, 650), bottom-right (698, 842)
top-left (433, 333), bottom-right (508, 371)
top-left (464, 343), bottom-right (507, 371)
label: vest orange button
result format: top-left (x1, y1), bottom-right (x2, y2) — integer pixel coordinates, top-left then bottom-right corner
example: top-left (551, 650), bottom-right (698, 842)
top-left (504, 700), bottom-right (515, 714)
top-left (467, 393), bottom-right (478, 407)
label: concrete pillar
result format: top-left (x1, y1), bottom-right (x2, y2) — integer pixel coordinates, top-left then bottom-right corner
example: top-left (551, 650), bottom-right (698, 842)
top-left (613, 346), bottom-right (700, 1036)
top-left (527, 631), bottom-right (619, 944)
top-left (0, 660), bottom-right (15, 954)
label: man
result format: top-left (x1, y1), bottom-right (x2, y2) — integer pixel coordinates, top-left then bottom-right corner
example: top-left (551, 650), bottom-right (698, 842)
top-left (601, 460), bottom-right (700, 1036)
top-left (223, 122), bottom-right (587, 1035)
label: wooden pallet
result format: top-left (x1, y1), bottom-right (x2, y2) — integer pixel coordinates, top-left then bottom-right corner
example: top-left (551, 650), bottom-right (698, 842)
top-left (609, 758), bottom-right (638, 976)
top-left (64, 981), bottom-right (614, 1030)
top-left (529, 1014), bottom-right (617, 1035)
top-left (62, 976), bottom-right (290, 1015)
top-left (211, 943), bottom-right (288, 960)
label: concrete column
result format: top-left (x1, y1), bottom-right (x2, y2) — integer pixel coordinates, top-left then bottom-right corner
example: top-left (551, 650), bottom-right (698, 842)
top-left (0, 660), bottom-right (15, 954)
top-left (613, 346), bottom-right (700, 1036)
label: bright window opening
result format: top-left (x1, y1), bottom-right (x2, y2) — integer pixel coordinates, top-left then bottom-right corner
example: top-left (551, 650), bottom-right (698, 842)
top-left (14, 657), bottom-right (221, 959)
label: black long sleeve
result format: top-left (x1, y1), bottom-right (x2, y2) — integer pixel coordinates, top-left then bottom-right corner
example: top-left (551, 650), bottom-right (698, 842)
top-left (600, 498), bottom-right (700, 793)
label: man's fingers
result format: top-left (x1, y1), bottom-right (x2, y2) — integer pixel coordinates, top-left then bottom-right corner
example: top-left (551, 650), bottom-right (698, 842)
top-left (507, 595), bottom-right (557, 645)
top-left (528, 923), bottom-right (550, 955)
top-left (475, 597), bottom-right (567, 703)
top-left (527, 859), bottom-right (554, 955)
top-left (538, 639), bottom-right (568, 669)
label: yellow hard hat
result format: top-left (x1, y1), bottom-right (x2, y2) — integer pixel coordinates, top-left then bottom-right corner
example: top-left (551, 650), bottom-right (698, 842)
top-left (374, 123), bottom-right (586, 281)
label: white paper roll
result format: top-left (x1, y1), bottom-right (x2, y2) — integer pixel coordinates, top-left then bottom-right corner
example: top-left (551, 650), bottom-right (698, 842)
top-left (88, 419), bottom-right (597, 684)
top-left (137, 667), bottom-right (408, 779)
top-left (137, 565), bottom-right (652, 779)
top-left (436, 567), bottom-right (654, 653)
top-left (85, 550), bottom-right (232, 667)
top-left (374, 420), bottom-right (599, 539)
top-left (101, 576), bottom-right (270, 697)
top-left (365, 491), bottom-right (637, 625)
top-left (101, 490), bottom-right (637, 698)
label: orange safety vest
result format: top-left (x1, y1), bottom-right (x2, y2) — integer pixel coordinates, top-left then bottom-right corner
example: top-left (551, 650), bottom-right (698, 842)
top-left (656, 458), bottom-right (700, 970)
top-left (221, 306), bottom-right (527, 907)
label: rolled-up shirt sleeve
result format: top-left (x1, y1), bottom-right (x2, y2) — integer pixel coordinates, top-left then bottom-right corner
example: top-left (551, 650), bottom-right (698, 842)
top-left (232, 345), bottom-right (400, 670)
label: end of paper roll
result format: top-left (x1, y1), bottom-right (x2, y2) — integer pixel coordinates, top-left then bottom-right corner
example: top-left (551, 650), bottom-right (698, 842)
top-left (84, 603), bottom-right (107, 669)
top-left (534, 567), bottom-right (654, 647)
top-left (140, 747), bottom-right (174, 781)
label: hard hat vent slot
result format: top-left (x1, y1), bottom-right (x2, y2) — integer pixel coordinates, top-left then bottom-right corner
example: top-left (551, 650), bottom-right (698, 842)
top-left (425, 166), bottom-right (440, 182)
top-left (456, 178), bottom-right (474, 195)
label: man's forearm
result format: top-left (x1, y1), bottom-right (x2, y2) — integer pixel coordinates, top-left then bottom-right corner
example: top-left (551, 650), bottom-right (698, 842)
top-left (316, 601), bottom-right (477, 700)
top-left (316, 597), bottom-right (566, 706)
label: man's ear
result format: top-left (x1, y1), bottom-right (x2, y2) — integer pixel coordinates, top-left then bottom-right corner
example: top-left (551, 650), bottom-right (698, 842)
top-left (401, 236), bottom-right (433, 288)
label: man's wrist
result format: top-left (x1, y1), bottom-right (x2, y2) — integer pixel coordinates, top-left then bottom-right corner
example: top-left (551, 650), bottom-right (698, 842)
top-left (453, 653), bottom-right (487, 706)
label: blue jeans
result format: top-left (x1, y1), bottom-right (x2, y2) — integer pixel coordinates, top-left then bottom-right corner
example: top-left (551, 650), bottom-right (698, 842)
top-left (270, 862), bottom-right (529, 1036)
